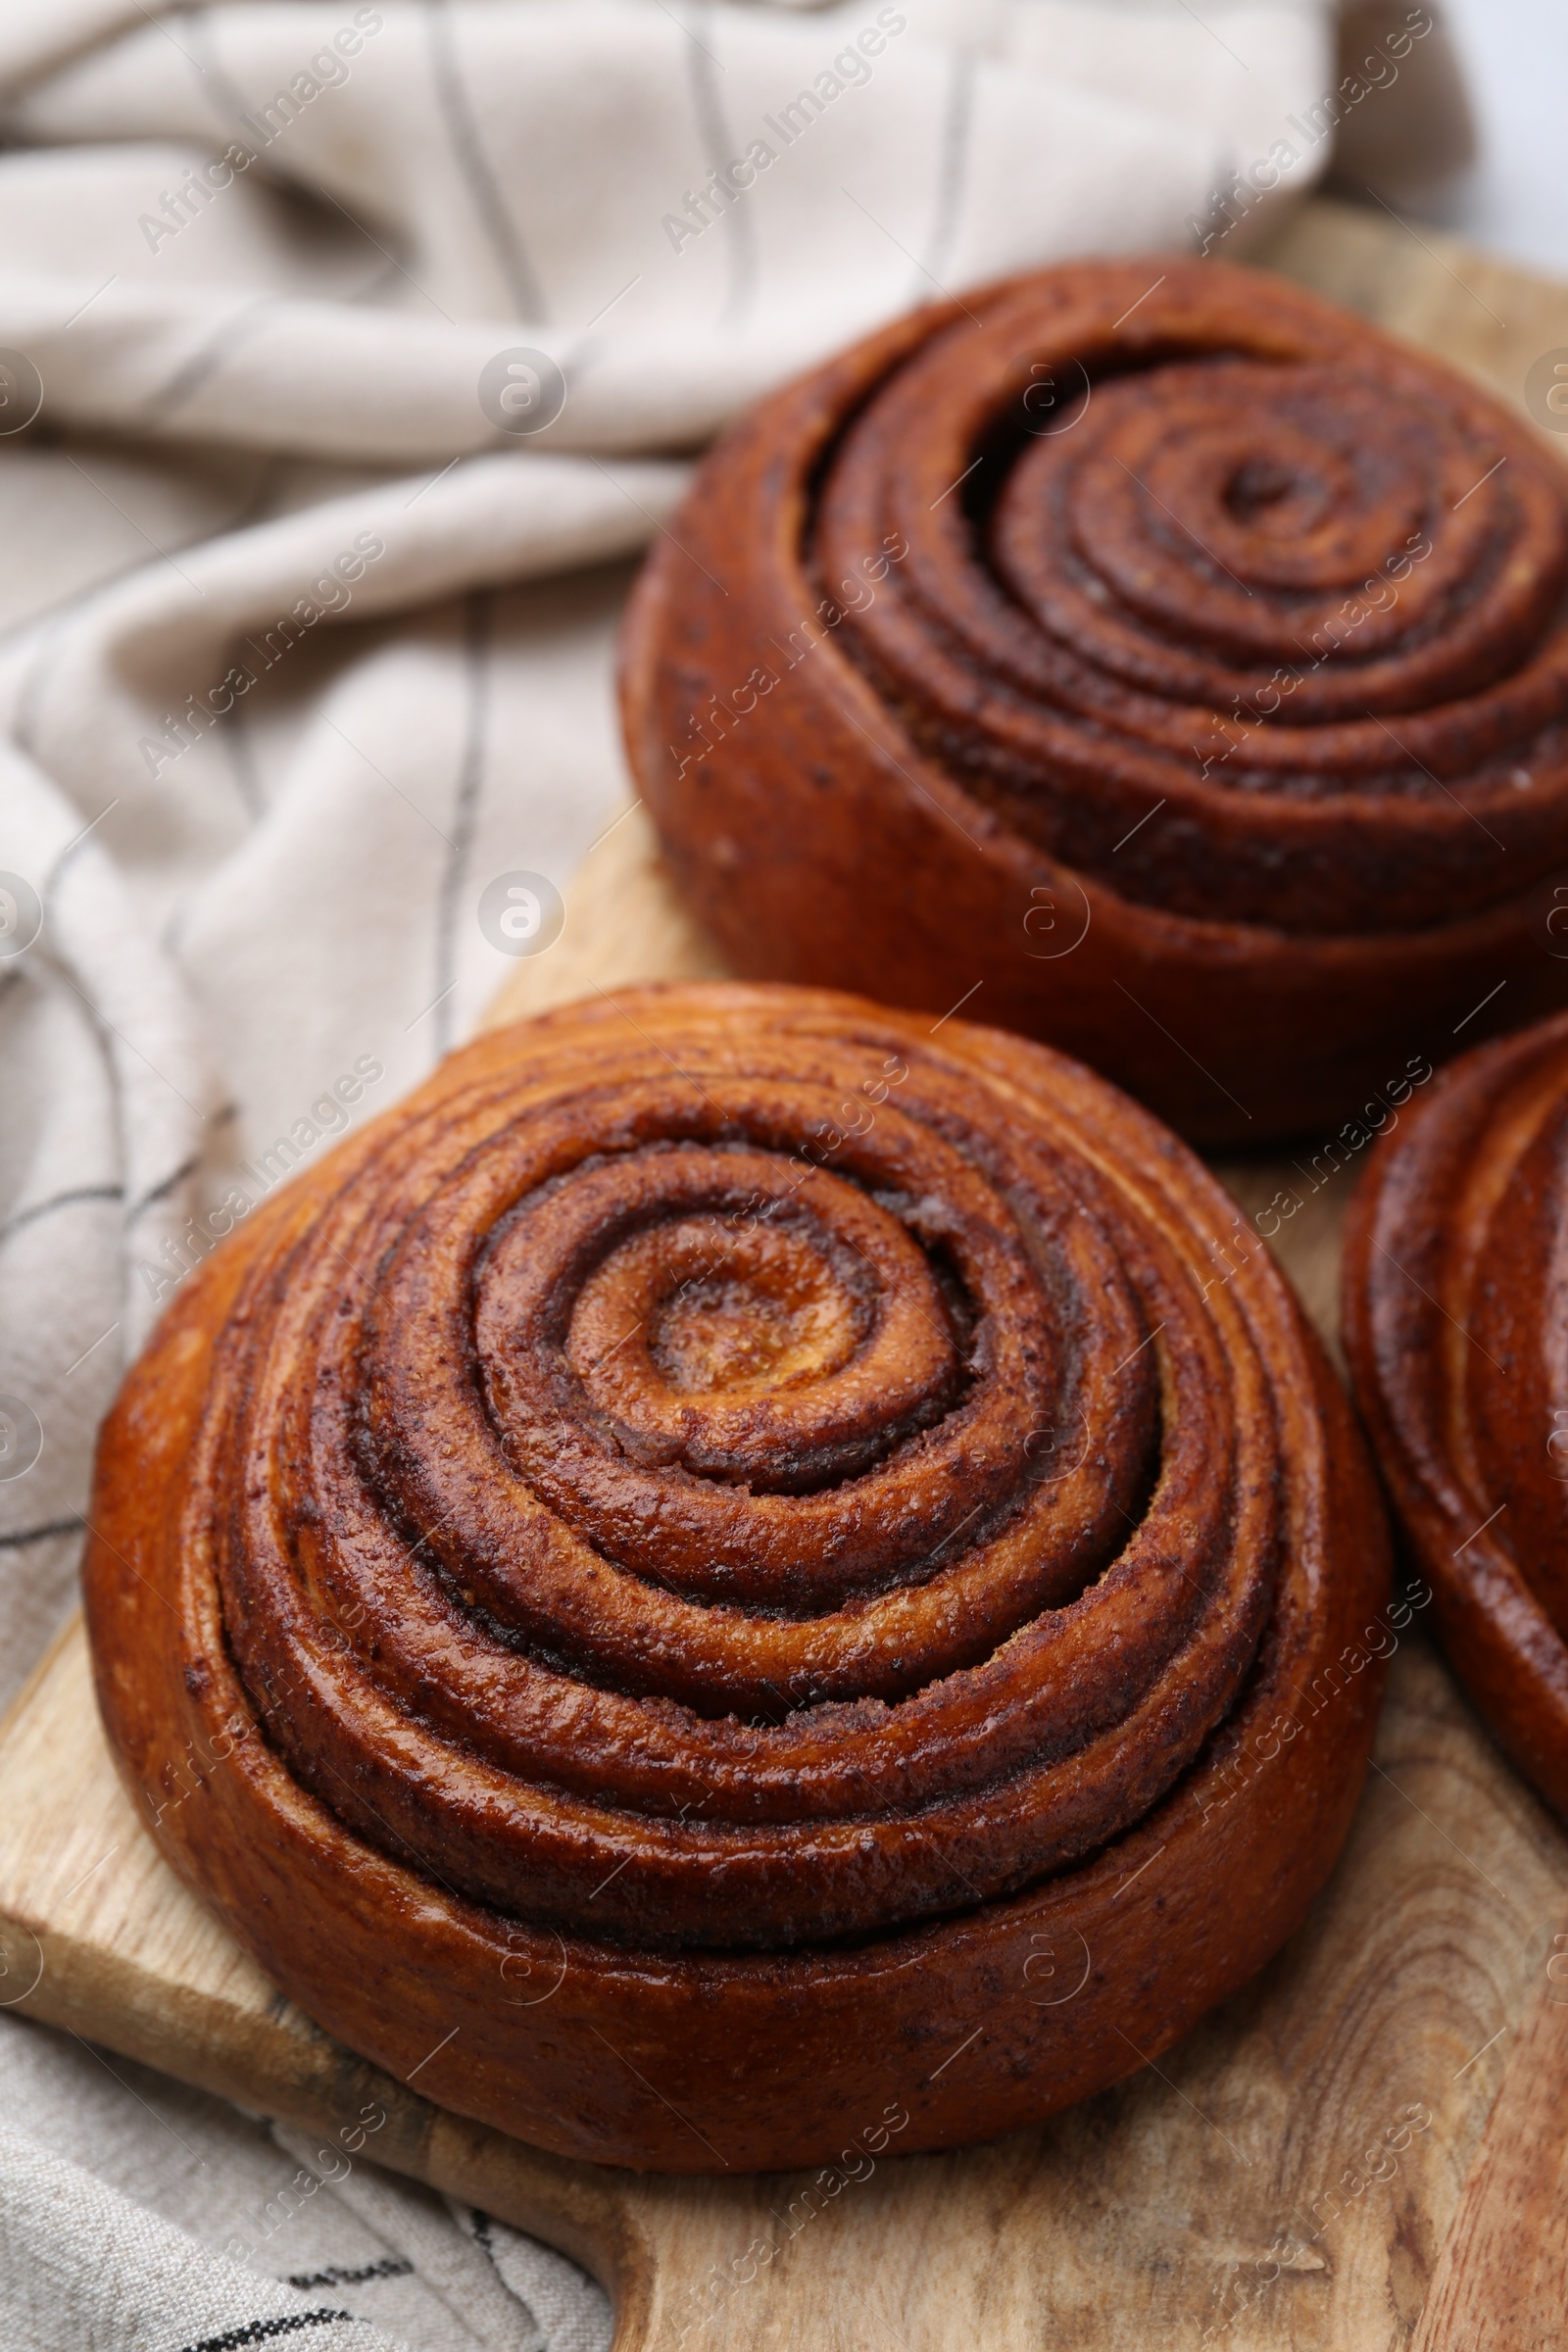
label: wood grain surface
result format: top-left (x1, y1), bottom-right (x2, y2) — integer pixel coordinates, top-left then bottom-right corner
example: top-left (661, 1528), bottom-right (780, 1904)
top-left (4, 196), bottom-right (1568, 2348)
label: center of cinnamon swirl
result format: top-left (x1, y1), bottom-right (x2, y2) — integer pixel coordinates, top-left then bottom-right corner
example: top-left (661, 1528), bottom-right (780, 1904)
top-left (578, 1215), bottom-right (867, 1398)
top-left (479, 1141), bottom-right (971, 1508)
top-left (1222, 455), bottom-right (1298, 525)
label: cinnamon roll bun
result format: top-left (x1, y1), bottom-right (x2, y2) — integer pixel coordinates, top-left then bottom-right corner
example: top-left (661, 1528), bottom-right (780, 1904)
top-left (1344, 1008), bottom-right (1568, 1820)
top-left (87, 984), bottom-right (1390, 2171)
top-left (621, 259), bottom-right (1568, 1146)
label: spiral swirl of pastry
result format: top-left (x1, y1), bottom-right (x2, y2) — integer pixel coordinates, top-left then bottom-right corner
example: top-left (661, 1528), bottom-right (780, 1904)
top-left (1345, 1009), bottom-right (1568, 1820)
top-left (88, 985), bottom-right (1390, 2170)
top-left (623, 259), bottom-right (1568, 1146)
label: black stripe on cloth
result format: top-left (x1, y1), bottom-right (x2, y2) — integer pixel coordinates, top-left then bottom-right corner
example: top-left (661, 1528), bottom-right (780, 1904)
top-left (348, 252), bottom-right (409, 308)
top-left (0, 1515), bottom-right (84, 1550)
top-left (915, 48), bottom-right (976, 296)
top-left (218, 675), bottom-right (267, 824)
top-left (285, 2262), bottom-right (414, 2289)
top-left (0, 1184), bottom-right (122, 1248)
top-left (182, 7), bottom-right (260, 143)
top-left (126, 1154), bottom-right (202, 1225)
top-left (683, 10), bottom-right (757, 329)
top-left (43, 827), bottom-right (97, 908)
top-left (137, 298), bottom-right (280, 422)
top-left (425, 0), bottom-right (546, 320)
top-left (172, 2310), bottom-right (355, 2352)
top-left (432, 590), bottom-right (493, 1059)
top-left (183, 9), bottom-right (437, 344)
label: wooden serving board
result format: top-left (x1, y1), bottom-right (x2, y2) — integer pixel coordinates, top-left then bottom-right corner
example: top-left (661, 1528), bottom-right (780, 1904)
top-left (6, 198), bottom-right (1568, 2349)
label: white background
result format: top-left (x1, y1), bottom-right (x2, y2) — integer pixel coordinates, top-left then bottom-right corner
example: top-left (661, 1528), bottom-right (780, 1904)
top-left (1438, 0), bottom-right (1568, 275)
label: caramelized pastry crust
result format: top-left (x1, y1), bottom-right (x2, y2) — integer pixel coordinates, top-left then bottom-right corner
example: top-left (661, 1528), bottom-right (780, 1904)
top-left (1345, 1008), bottom-right (1568, 1818)
top-left (621, 260), bottom-right (1568, 1144)
top-left (88, 984), bottom-right (1390, 2170)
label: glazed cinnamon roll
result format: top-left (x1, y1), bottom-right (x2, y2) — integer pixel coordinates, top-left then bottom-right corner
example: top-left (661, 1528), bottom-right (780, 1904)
top-left (621, 258), bottom-right (1568, 1147)
top-left (1344, 1008), bottom-right (1568, 1820)
top-left (88, 984), bottom-right (1389, 2171)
